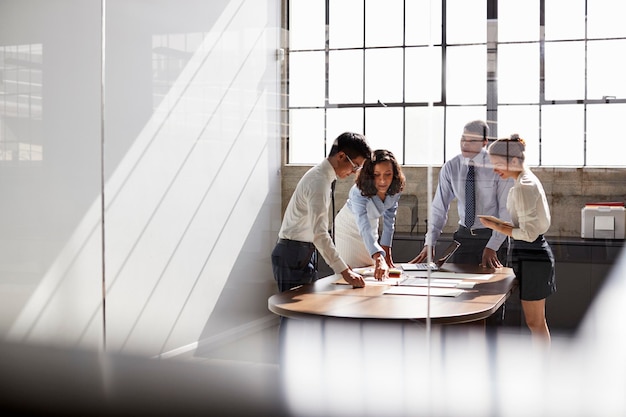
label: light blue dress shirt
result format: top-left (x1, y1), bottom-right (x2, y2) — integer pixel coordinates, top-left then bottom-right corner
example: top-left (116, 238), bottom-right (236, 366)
top-left (425, 148), bottom-right (513, 251)
top-left (345, 184), bottom-right (402, 257)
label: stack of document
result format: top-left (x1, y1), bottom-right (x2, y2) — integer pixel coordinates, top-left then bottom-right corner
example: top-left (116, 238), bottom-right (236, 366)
top-left (399, 276), bottom-right (476, 289)
top-left (340, 267), bottom-right (495, 297)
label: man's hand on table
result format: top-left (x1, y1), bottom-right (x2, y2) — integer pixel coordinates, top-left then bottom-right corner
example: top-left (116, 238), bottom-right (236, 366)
top-left (342, 268), bottom-right (365, 288)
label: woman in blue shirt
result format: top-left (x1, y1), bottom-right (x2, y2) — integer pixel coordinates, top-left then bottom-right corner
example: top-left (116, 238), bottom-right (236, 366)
top-left (335, 149), bottom-right (406, 280)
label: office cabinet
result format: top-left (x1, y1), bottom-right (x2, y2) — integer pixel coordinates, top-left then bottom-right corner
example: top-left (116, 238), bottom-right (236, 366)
top-left (546, 239), bottom-right (623, 332)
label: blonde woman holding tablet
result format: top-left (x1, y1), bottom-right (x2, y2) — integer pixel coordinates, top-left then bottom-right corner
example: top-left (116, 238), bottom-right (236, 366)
top-left (480, 134), bottom-right (556, 345)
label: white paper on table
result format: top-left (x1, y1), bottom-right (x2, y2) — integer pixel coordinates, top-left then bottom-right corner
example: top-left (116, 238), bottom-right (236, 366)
top-left (334, 276), bottom-right (404, 286)
top-left (404, 271), bottom-right (493, 280)
top-left (383, 286), bottom-right (464, 297)
top-left (400, 278), bottom-right (476, 289)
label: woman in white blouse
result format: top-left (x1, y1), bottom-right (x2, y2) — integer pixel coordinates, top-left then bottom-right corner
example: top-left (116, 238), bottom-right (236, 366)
top-left (335, 149), bottom-right (406, 280)
top-left (479, 134), bottom-right (556, 345)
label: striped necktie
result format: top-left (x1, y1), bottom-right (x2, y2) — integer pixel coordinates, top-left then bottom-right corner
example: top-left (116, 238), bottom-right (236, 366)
top-left (465, 161), bottom-right (475, 228)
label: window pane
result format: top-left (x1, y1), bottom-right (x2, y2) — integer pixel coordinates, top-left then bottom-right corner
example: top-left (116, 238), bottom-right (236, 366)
top-left (365, 48), bottom-right (403, 103)
top-left (289, 0), bottom-right (326, 50)
top-left (446, 0), bottom-right (485, 45)
top-left (587, 40), bottom-right (626, 100)
top-left (365, 0), bottom-right (403, 47)
top-left (498, 0), bottom-right (540, 42)
top-left (406, 0), bottom-right (442, 46)
top-left (545, 0), bottom-right (585, 41)
top-left (446, 45), bottom-right (486, 105)
top-left (445, 107), bottom-right (487, 161)
top-left (405, 46), bottom-right (442, 103)
top-left (286, 0), bottom-right (625, 169)
top-left (329, 49), bottom-right (364, 104)
top-left (544, 41), bottom-right (585, 101)
top-left (327, 108), bottom-right (364, 143)
top-left (496, 105), bottom-right (539, 165)
top-left (289, 109), bottom-right (325, 163)
top-left (0, 43), bottom-right (43, 163)
top-left (586, 104), bottom-right (626, 167)
top-left (329, 0), bottom-right (364, 48)
top-left (365, 107), bottom-right (404, 160)
top-left (540, 105), bottom-right (584, 166)
top-left (588, 0), bottom-right (626, 39)
top-left (405, 106), bottom-right (444, 165)
top-left (498, 43), bottom-right (539, 104)
top-left (289, 51), bottom-right (325, 107)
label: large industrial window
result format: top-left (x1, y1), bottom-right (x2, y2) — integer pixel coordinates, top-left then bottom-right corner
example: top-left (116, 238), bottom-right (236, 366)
top-left (284, 0), bottom-right (626, 167)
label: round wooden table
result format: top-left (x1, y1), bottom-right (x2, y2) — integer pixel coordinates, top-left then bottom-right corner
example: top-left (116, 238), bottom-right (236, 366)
top-left (268, 266), bottom-right (517, 324)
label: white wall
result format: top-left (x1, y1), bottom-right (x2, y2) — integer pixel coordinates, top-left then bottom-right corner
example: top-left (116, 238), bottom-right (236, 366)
top-left (0, 0), bottom-right (281, 357)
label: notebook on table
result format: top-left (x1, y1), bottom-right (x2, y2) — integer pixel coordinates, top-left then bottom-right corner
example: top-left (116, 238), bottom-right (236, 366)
top-left (400, 240), bottom-right (461, 272)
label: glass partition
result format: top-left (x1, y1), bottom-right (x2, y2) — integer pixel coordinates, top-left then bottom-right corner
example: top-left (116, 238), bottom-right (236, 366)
top-left (0, 0), bottom-right (282, 356)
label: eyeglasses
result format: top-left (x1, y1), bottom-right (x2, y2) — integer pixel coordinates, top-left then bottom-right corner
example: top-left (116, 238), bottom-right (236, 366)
top-left (345, 154), bottom-right (363, 173)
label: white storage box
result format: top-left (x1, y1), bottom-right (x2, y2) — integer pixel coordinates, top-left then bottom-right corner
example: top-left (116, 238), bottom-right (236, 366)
top-left (581, 205), bottom-right (625, 239)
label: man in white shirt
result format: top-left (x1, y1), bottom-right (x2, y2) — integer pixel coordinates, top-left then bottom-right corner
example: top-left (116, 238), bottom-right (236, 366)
top-left (272, 132), bottom-right (372, 292)
top-left (411, 120), bottom-right (513, 268)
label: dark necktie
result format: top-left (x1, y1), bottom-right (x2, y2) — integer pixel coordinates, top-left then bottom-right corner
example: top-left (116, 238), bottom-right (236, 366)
top-left (331, 179), bottom-right (336, 243)
top-left (465, 161), bottom-right (475, 228)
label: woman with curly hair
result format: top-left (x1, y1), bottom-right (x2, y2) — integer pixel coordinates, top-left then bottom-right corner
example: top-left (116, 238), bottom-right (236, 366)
top-left (335, 149), bottom-right (406, 280)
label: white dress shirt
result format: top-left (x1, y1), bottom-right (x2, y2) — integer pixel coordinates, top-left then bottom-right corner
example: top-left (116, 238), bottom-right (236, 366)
top-left (425, 148), bottom-right (513, 251)
top-left (278, 159), bottom-right (348, 273)
top-left (508, 168), bottom-right (551, 242)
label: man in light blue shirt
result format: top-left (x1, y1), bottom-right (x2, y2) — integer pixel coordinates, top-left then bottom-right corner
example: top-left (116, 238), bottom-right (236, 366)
top-left (411, 120), bottom-right (513, 268)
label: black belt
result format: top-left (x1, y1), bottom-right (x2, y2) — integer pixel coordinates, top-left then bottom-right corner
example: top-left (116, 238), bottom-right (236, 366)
top-left (457, 225), bottom-right (492, 236)
top-left (277, 238), bottom-right (315, 248)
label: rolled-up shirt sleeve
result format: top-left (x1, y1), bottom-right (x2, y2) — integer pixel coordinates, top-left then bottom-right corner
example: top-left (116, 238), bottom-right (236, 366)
top-left (380, 198), bottom-right (398, 248)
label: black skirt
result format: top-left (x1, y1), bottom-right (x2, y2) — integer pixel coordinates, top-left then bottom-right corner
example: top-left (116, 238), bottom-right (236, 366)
top-left (509, 234), bottom-right (556, 301)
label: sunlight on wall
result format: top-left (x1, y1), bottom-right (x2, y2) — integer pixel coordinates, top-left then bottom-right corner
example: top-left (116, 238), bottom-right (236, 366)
top-left (6, 0), bottom-right (281, 356)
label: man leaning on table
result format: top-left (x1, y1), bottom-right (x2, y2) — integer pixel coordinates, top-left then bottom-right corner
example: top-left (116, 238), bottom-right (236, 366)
top-left (410, 119), bottom-right (513, 268)
top-left (271, 132), bottom-right (373, 292)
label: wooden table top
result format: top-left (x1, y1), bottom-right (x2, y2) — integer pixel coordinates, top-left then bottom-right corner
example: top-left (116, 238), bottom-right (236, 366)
top-left (268, 266), bottom-right (517, 324)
